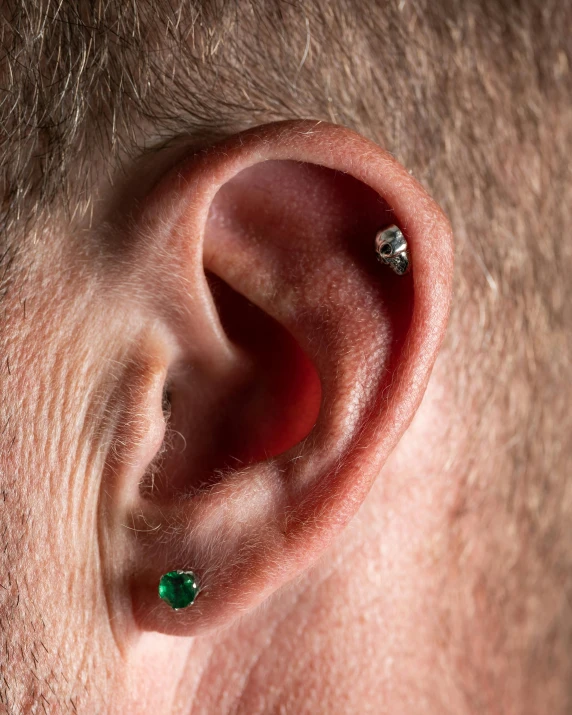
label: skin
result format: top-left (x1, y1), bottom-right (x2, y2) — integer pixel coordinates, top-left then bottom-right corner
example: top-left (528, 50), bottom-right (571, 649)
top-left (2, 0), bottom-right (571, 708)
top-left (0, 122), bottom-right (462, 713)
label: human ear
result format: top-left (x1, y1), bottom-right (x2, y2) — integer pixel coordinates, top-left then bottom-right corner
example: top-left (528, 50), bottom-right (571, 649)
top-left (99, 120), bottom-right (453, 639)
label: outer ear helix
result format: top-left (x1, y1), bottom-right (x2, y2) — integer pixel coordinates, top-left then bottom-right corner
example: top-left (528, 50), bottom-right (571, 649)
top-left (103, 120), bottom-right (453, 640)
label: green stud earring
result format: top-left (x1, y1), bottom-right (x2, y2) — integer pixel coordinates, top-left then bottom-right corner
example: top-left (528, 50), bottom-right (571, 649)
top-left (158, 570), bottom-right (200, 610)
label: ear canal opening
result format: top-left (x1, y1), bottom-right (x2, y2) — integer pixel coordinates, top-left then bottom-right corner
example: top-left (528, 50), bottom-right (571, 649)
top-left (139, 271), bottom-right (321, 499)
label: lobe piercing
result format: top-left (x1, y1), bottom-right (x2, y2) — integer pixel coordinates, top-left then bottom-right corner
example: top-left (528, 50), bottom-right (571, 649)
top-left (375, 224), bottom-right (410, 275)
top-left (159, 570), bottom-right (200, 610)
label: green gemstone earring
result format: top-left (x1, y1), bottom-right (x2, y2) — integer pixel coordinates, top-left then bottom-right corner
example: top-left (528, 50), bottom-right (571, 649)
top-left (158, 570), bottom-right (200, 610)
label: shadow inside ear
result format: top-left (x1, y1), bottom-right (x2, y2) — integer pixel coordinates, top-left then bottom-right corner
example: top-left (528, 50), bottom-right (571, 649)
top-left (204, 270), bottom-right (323, 464)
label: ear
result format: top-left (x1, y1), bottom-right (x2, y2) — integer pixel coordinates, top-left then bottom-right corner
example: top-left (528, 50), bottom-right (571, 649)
top-left (100, 120), bottom-right (453, 639)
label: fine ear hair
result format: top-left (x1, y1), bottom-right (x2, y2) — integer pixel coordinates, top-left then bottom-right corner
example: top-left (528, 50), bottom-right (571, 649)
top-left (100, 120), bottom-right (453, 638)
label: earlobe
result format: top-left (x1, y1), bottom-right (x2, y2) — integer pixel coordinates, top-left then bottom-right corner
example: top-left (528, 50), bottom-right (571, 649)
top-left (99, 120), bottom-right (453, 640)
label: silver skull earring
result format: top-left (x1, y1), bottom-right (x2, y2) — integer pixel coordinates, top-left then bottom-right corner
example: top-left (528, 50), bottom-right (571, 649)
top-left (375, 224), bottom-right (410, 275)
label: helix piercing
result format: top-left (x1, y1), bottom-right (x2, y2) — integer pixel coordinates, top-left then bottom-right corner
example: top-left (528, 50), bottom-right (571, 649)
top-left (375, 224), bottom-right (410, 275)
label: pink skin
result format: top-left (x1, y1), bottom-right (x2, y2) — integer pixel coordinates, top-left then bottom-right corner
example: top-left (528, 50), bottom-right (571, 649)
top-left (1, 121), bottom-right (456, 712)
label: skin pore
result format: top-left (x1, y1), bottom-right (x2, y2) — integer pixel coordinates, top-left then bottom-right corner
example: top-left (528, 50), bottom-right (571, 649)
top-left (1, 1), bottom-right (571, 712)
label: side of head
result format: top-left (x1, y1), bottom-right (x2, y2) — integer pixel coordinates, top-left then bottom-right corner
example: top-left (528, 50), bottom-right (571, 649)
top-left (0, 1), bottom-right (571, 712)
